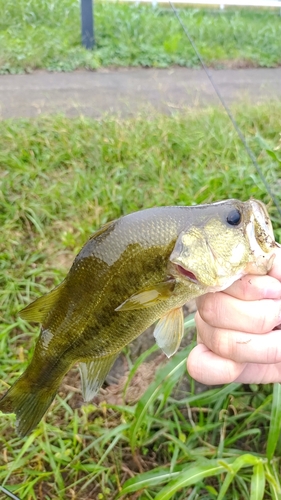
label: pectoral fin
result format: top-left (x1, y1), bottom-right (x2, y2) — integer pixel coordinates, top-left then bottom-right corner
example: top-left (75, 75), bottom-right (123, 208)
top-left (19, 281), bottom-right (65, 323)
top-left (79, 353), bottom-right (118, 402)
top-left (154, 307), bottom-right (184, 358)
top-left (115, 279), bottom-right (177, 312)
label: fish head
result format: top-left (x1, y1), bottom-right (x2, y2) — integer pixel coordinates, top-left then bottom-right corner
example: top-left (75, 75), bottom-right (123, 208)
top-left (170, 198), bottom-right (277, 292)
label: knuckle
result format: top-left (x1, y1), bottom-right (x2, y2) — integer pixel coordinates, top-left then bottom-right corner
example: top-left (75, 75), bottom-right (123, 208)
top-left (225, 363), bottom-right (239, 383)
top-left (209, 327), bottom-right (227, 357)
top-left (197, 293), bottom-right (220, 326)
top-left (186, 351), bottom-right (197, 377)
top-left (238, 276), bottom-right (252, 299)
top-left (266, 339), bottom-right (281, 364)
top-left (254, 312), bottom-right (267, 334)
top-left (252, 301), bottom-right (279, 333)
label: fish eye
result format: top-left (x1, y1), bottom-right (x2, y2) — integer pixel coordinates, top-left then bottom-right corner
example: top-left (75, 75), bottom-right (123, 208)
top-left (226, 208), bottom-right (241, 226)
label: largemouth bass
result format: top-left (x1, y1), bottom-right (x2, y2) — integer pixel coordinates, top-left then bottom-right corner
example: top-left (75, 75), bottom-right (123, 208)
top-left (0, 199), bottom-right (277, 436)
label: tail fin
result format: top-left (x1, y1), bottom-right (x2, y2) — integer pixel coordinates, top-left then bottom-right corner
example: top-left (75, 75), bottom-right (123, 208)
top-left (0, 377), bottom-right (58, 437)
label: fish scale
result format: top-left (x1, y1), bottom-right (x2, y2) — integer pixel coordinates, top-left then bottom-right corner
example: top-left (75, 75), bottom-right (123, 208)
top-left (0, 199), bottom-right (277, 436)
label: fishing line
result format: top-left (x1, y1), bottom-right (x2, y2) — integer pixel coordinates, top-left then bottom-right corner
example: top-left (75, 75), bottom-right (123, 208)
top-left (169, 1), bottom-right (281, 219)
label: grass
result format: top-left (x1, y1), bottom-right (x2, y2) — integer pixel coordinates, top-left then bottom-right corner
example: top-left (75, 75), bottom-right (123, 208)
top-left (0, 102), bottom-right (281, 499)
top-left (1, 0), bottom-right (281, 73)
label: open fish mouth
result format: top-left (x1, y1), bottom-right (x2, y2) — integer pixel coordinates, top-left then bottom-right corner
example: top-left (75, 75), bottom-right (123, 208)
top-left (174, 264), bottom-right (198, 284)
top-left (247, 200), bottom-right (278, 273)
top-left (236, 199), bottom-right (278, 276)
top-left (249, 199), bottom-right (277, 251)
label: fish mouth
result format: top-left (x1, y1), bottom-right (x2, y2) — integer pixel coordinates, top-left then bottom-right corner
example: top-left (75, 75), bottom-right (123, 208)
top-left (245, 200), bottom-right (278, 274)
top-left (174, 264), bottom-right (199, 284)
top-left (249, 199), bottom-right (277, 250)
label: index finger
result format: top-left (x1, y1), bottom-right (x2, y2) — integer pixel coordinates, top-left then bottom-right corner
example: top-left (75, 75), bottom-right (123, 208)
top-left (268, 246), bottom-right (281, 281)
top-left (222, 274), bottom-right (281, 301)
top-left (220, 247), bottom-right (281, 301)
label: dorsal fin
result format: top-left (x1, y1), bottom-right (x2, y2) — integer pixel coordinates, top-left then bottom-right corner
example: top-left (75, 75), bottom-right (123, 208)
top-left (19, 282), bottom-right (65, 323)
top-left (88, 220), bottom-right (116, 240)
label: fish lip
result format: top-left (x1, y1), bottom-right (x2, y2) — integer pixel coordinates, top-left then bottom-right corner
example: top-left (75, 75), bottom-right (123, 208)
top-left (249, 199), bottom-right (276, 247)
top-left (171, 263), bottom-right (199, 284)
top-left (246, 200), bottom-right (277, 274)
top-left (169, 236), bottom-right (202, 285)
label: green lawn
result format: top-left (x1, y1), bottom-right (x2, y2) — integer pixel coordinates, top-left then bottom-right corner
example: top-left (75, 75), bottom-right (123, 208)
top-left (1, 103), bottom-right (281, 498)
top-left (0, 0), bottom-right (281, 73)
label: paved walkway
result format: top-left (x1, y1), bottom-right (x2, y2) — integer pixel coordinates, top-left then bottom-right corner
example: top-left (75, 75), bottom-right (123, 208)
top-left (0, 67), bottom-right (280, 119)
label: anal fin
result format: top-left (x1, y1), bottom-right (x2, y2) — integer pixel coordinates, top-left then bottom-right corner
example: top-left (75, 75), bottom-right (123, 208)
top-left (79, 353), bottom-right (118, 402)
top-left (153, 307), bottom-right (184, 358)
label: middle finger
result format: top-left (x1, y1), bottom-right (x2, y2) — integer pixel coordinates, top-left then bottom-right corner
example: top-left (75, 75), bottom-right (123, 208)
top-left (196, 294), bottom-right (281, 333)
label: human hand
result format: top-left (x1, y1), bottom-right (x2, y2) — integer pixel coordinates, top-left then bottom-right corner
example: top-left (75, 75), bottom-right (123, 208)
top-left (187, 247), bottom-right (281, 385)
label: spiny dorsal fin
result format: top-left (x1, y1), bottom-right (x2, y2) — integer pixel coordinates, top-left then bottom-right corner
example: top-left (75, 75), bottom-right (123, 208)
top-left (153, 307), bottom-right (184, 358)
top-left (88, 220), bottom-right (116, 240)
top-left (19, 282), bottom-right (65, 323)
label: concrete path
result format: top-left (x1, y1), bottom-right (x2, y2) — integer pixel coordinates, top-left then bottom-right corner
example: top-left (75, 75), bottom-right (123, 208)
top-left (0, 67), bottom-right (280, 119)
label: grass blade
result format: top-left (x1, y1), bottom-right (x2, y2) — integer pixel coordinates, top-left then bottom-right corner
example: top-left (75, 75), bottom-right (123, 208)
top-left (250, 462), bottom-right (265, 500)
top-left (0, 486), bottom-right (20, 500)
top-left (129, 348), bottom-right (188, 451)
top-left (118, 468), bottom-right (180, 497)
top-left (153, 459), bottom-right (237, 500)
top-left (217, 455), bottom-right (261, 500)
top-left (265, 463), bottom-right (281, 500)
top-left (266, 383), bottom-right (281, 460)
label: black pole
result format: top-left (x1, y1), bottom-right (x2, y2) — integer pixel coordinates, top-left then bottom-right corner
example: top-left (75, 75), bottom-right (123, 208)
top-left (81, 0), bottom-right (94, 49)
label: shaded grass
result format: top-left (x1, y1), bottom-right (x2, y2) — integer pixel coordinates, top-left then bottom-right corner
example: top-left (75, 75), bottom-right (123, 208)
top-left (0, 103), bottom-right (281, 499)
top-left (0, 0), bottom-right (281, 73)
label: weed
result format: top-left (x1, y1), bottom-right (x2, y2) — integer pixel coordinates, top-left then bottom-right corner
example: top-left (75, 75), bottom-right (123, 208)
top-left (0, 1), bottom-right (281, 73)
top-left (0, 104), bottom-right (281, 498)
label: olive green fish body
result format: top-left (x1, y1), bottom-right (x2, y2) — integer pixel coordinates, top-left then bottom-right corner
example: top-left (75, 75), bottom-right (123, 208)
top-left (0, 200), bottom-right (277, 435)
top-left (38, 207), bottom-right (201, 357)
